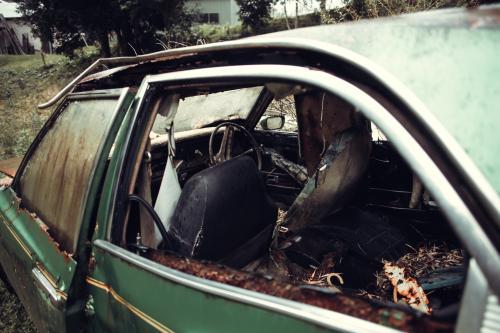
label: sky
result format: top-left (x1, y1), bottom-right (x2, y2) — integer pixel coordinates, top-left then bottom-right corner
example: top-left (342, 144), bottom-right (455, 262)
top-left (271, 0), bottom-right (345, 17)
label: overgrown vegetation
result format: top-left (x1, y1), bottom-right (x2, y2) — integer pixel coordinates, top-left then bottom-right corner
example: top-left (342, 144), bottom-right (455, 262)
top-left (0, 53), bottom-right (93, 160)
top-left (0, 280), bottom-right (35, 333)
top-left (236, 0), bottom-right (274, 32)
top-left (18, 0), bottom-right (188, 56)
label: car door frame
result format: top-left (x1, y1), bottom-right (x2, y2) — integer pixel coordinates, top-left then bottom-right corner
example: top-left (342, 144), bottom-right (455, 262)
top-left (0, 88), bottom-right (133, 332)
top-left (87, 63), bottom-right (499, 332)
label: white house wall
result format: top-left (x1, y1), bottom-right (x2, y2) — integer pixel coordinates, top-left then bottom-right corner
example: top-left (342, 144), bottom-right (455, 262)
top-left (185, 0), bottom-right (239, 25)
top-left (9, 20), bottom-right (42, 51)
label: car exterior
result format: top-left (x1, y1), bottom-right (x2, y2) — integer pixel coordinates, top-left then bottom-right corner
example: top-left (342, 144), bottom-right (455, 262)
top-left (0, 5), bottom-right (499, 333)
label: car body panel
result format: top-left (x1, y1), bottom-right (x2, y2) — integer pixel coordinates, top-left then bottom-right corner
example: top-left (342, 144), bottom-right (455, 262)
top-left (0, 186), bottom-right (73, 331)
top-left (87, 240), bottom-right (404, 333)
top-left (88, 242), bottom-right (336, 333)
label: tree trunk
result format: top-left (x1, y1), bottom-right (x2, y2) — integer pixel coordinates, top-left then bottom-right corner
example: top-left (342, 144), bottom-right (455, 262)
top-left (97, 30), bottom-right (111, 57)
top-left (319, 0), bottom-right (328, 24)
top-left (294, 0), bottom-right (299, 29)
top-left (117, 25), bottom-right (135, 56)
top-left (352, 0), bottom-right (368, 18)
top-left (283, 1), bottom-right (291, 30)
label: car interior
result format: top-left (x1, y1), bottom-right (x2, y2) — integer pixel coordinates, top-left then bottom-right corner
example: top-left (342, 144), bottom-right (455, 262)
top-left (120, 82), bottom-right (465, 331)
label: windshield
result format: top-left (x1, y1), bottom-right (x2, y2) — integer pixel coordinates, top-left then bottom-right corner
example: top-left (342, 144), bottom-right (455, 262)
top-left (152, 86), bottom-right (263, 134)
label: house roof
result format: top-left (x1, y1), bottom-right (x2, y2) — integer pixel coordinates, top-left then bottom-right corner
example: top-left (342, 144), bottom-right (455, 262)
top-left (0, 0), bottom-right (22, 19)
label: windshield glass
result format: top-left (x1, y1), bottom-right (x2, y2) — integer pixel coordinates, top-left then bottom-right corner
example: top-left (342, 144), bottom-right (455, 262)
top-left (153, 86), bottom-right (263, 134)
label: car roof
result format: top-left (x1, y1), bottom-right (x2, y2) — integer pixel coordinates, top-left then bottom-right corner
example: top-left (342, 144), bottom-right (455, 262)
top-left (263, 5), bottom-right (500, 194)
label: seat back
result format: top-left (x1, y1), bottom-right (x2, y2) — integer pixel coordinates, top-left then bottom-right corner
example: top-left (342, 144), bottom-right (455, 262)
top-left (169, 156), bottom-right (277, 264)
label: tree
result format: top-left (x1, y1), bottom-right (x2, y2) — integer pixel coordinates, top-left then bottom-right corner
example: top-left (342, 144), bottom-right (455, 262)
top-left (279, 0), bottom-right (291, 29)
top-left (18, 0), bottom-right (187, 57)
top-left (319, 0), bottom-right (332, 24)
top-left (235, 0), bottom-right (273, 32)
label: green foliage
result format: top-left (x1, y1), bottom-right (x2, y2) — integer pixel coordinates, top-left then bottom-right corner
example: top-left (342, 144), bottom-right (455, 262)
top-left (0, 280), bottom-right (35, 333)
top-left (17, 0), bottom-right (187, 57)
top-left (235, 0), bottom-right (273, 31)
top-left (341, 0), bottom-right (491, 20)
top-left (263, 12), bottom-right (320, 33)
top-left (0, 53), bottom-right (92, 160)
top-left (189, 24), bottom-right (243, 44)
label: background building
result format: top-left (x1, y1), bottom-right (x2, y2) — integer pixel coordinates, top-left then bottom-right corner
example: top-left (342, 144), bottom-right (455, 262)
top-left (0, 0), bottom-right (44, 54)
top-left (185, 0), bottom-right (240, 25)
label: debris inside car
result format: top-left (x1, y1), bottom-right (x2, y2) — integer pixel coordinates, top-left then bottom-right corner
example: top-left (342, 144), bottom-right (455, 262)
top-left (384, 262), bottom-right (431, 314)
top-left (122, 83), bottom-right (467, 332)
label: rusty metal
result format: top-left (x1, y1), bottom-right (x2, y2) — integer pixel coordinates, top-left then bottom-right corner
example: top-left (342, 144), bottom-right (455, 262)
top-left (384, 262), bottom-right (431, 314)
top-left (0, 156), bottom-right (22, 178)
top-left (146, 250), bottom-right (455, 332)
top-left (295, 92), bottom-right (358, 175)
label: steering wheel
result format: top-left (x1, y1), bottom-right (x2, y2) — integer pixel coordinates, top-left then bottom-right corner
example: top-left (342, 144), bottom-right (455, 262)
top-left (209, 122), bottom-right (262, 171)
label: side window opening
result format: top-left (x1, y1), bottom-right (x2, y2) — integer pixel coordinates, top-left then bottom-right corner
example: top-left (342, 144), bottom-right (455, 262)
top-left (256, 95), bottom-right (298, 132)
top-left (120, 82), bottom-right (465, 331)
top-left (18, 98), bottom-right (120, 254)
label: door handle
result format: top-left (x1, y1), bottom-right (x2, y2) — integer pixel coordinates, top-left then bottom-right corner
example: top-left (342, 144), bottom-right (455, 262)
top-left (32, 267), bottom-right (65, 309)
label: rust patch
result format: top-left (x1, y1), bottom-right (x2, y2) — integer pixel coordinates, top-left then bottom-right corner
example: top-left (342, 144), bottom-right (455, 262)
top-left (88, 255), bottom-right (96, 274)
top-left (146, 250), bottom-right (450, 332)
top-left (0, 176), bottom-right (12, 187)
top-left (384, 263), bottom-right (431, 314)
top-left (294, 91), bottom-right (357, 175)
top-left (22, 205), bottom-right (74, 262)
top-left (79, 64), bottom-right (138, 83)
top-left (0, 156), bottom-right (22, 178)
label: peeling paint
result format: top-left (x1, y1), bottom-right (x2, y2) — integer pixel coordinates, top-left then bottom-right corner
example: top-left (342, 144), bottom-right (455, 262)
top-left (384, 262), bottom-right (431, 314)
top-left (147, 250), bottom-right (444, 332)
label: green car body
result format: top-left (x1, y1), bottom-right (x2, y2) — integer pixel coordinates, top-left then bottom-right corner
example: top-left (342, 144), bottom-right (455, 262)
top-left (0, 5), bottom-right (499, 333)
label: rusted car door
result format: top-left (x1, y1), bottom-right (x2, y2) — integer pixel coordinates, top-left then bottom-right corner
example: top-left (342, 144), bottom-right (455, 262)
top-left (0, 88), bottom-right (133, 332)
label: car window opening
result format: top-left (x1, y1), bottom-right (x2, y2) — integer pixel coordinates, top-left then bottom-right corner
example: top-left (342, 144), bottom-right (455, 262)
top-left (122, 82), bottom-right (464, 332)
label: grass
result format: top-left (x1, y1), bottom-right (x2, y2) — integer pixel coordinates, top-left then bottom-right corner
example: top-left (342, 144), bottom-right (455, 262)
top-left (0, 53), bottom-right (92, 160)
top-left (0, 280), bottom-right (36, 333)
top-left (0, 54), bottom-right (65, 70)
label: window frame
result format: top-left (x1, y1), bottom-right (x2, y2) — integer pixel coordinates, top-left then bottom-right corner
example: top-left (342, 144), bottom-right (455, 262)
top-left (13, 88), bottom-right (129, 254)
top-left (99, 64), bottom-right (498, 332)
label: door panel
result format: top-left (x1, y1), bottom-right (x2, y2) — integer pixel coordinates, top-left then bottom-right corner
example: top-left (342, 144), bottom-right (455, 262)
top-left (88, 241), bottom-right (333, 333)
top-left (0, 88), bottom-right (133, 332)
top-left (0, 188), bottom-right (68, 331)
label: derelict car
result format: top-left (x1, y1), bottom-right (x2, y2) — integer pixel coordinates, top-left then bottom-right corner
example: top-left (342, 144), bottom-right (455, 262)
top-left (0, 5), bottom-right (499, 333)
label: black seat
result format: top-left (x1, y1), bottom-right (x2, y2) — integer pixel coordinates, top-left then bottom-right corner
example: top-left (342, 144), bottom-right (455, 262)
top-left (168, 156), bottom-right (277, 267)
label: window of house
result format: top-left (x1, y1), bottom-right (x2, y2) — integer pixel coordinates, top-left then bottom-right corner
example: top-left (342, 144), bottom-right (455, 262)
top-left (194, 13), bottom-right (220, 24)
